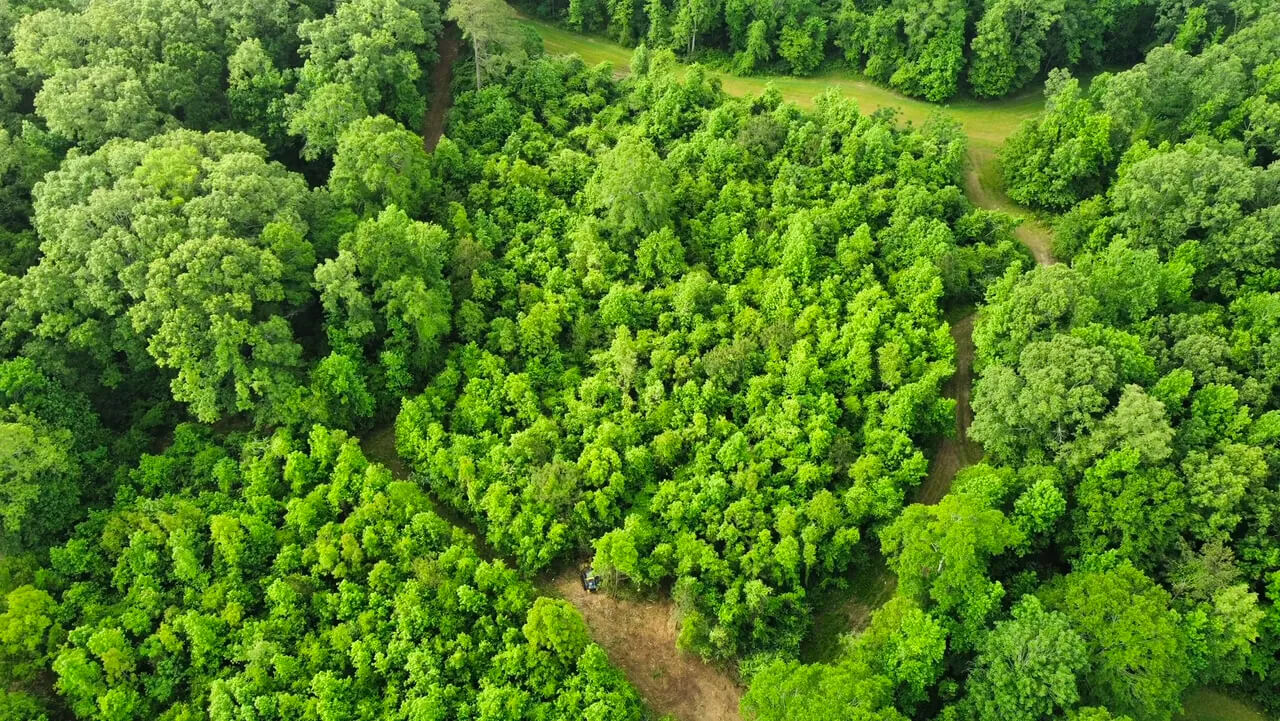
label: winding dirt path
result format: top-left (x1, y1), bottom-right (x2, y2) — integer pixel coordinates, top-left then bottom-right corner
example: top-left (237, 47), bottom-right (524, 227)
top-left (423, 23), bottom-right (462, 151)
top-left (918, 167), bottom-right (1055, 503)
top-left (916, 150), bottom-right (1056, 502)
top-left (917, 313), bottom-right (983, 504)
top-left (962, 147), bottom-right (1057, 266)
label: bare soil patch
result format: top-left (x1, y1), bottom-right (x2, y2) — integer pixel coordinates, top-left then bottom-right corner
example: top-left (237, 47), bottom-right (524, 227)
top-left (541, 567), bottom-right (744, 721)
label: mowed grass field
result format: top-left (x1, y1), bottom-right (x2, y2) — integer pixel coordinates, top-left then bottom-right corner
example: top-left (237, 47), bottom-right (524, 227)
top-left (519, 14), bottom-right (1043, 145)
top-left (1177, 688), bottom-right (1268, 721)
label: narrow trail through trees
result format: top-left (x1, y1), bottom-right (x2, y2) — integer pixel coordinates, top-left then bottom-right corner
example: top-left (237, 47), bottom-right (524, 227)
top-left (962, 150), bottom-right (1056, 266)
top-left (422, 23), bottom-right (462, 151)
top-left (919, 167), bottom-right (1055, 503)
top-left (921, 157), bottom-right (1056, 499)
top-left (917, 313), bottom-right (983, 504)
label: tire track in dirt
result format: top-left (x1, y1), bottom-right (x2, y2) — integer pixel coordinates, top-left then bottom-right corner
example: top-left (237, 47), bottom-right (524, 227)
top-left (917, 312), bottom-right (983, 504)
top-left (918, 148), bottom-right (1056, 503)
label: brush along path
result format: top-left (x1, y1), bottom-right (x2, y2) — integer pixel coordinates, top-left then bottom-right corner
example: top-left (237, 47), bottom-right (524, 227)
top-left (359, 423), bottom-right (742, 721)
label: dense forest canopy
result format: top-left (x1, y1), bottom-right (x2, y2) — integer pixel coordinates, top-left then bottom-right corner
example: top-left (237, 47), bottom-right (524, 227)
top-left (1, 1), bottom-right (1279, 721)
top-left (742, 6), bottom-right (1280, 721)
top-left (521, 0), bottom-right (1266, 100)
top-left (391, 49), bottom-right (1023, 661)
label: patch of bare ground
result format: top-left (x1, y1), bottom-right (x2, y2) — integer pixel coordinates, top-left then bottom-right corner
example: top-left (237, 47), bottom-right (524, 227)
top-left (917, 313), bottom-right (983, 505)
top-left (1012, 219), bottom-right (1056, 267)
top-left (541, 567), bottom-right (744, 721)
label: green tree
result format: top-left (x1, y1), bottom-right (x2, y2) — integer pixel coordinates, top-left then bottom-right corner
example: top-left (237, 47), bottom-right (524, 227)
top-left (33, 64), bottom-right (166, 148)
top-left (328, 115), bottom-right (433, 218)
top-left (314, 206), bottom-right (452, 399)
top-left (0, 411), bottom-right (78, 548)
top-left (971, 333), bottom-right (1120, 464)
top-left (130, 230), bottom-right (313, 423)
top-left (13, 0), bottom-right (243, 144)
top-left (968, 0), bottom-right (1063, 97)
top-left (226, 38), bottom-right (292, 154)
top-left (1000, 70), bottom-right (1118, 210)
top-left (13, 130), bottom-right (313, 418)
top-left (1072, 449), bottom-right (1184, 567)
top-left (778, 18), bottom-right (827, 75)
top-left (741, 656), bottom-right (909, 721)
top-left (1039, 562), bottom-right (1192, 721)
top-left (289, 0), bottom-right (440, 156)
top-left (844, 596), bottom-right (947, 714)
top-left (961, 595), bottom-right (1088, 721)
top-left (880, 493), bottom-right (1023, 649)
top-left (447, 0), bottom-right (528, 89)
top-left (307, 353), bottom-right (376, 430)
top-left (584, 133), bottom-right (674, 239)
top-left (286, 83), bottom-right (369, 161)
top-left (522, 597), bottom-right (592, 659)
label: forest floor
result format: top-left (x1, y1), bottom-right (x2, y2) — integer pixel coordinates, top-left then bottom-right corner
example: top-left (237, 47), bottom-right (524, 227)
top-left (422, 23), bottom-right (462, 151)
top-left (798, 553), bottom-right (897, 662)
top-left (1176, 688), bottom-right (1268, 721)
